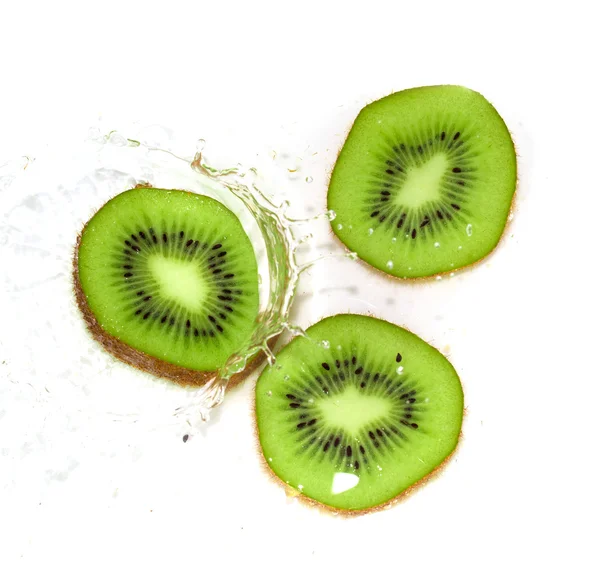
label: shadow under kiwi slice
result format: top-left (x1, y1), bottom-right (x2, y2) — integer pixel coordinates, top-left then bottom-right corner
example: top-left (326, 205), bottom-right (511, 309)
top-left (255, 314), bottom-right (464, 513)
top-left (327, 85), bottom-right (517, 279)
top-left (74, 186), bottom-right (264, 387)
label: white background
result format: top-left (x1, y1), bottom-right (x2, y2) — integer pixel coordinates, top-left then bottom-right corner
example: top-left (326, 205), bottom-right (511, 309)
top-left (2, 1), bottom-right (599, 569)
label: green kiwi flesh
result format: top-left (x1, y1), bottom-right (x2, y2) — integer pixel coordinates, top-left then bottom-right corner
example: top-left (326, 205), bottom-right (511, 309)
top-left (327, 85), bottom-right (517, 278)
top-left (74, 187), bottom-right (260, 382)
top-left (255, 314), bottom-right (463, 512)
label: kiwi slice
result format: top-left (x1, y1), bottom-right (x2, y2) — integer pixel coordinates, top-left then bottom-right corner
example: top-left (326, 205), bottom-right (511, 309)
top-left (255, 314), bottom-right (463, 512)
top-left (74, 187), bottom-right (261, 385)
top-left (327, 85), bottom-right (517, 278)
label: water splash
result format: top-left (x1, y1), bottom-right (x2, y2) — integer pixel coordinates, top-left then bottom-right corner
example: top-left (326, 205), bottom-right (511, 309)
top-left (1, 131), bottom-right (355, 431)
top-left (164, 143), bottom-right (356, 424)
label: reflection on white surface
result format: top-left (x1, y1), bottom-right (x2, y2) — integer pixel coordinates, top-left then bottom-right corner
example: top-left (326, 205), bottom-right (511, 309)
top-left (331, 472), bottom-right (359, 495)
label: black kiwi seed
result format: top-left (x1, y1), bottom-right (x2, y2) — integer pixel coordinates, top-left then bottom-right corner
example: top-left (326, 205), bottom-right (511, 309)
top-left (322, 363), bottom-right (330, 371)
top-left (396, 353), bottom-right (402, 363)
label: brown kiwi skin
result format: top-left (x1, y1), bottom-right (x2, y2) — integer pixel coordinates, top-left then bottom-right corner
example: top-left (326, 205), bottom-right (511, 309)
top-left (73, 212), bottom-right (276, 391)
top-left (252, 311), bottom-right (465, 516)
top-left (324, 89), bottom-right (520, 283)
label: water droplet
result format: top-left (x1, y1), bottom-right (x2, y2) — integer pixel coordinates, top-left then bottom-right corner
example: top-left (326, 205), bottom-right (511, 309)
top-left (346, 252), bottom-right (358, 261)
top-left (268, 457), bottom-right (273, 462)
top-left (283, 374), bottom-right (290, 381)
top-left (435, 275), bottom-right (442, 281)
top-left (305, 176), bottom-right (313, 183)
top-left (337, 345), bottom-right (342, 351)
top-left (377, 465), bottom-right (383, 472)
top-left (108, 132), bottom-right (127, 146)
top-left (458, 245), bottom-right (463, 250)
top-left (321, 340), bottom-right (330, 349)
top-left (386, 260), bottom-right (394, 269)
top-left (298, 484), bottom-right (304, 491)
top-left (348, 225), bottom-right (353, 230)
top-left (196, 139), bottom-right (206, 152)
top-left (331, 472), bottom-right (360, 494)
top-left (408, 266), bottom-right (412, 270)
top-left (0, 176), bottom-right (14, 191)
top-left (450, 272), bottom-right (455, 277)
top-left (424, 397), bottom-right (430, 403)
top-left (392, 237), bottom-right (397, 243)
top-left (308, 398), bottom-right (314, 404)
top-left (396, 366), bottom-right (404, 374)
top-left (466, 224), bottom-right (473, 237)
top-left (508, 212), bottom-right (514, 221)
top-left (434, 242), bottom-right (440, 248)
top-left (368, 228), bottom-right (374, 235)
top-left (267, 390), bottom-right (272, 397)
top-left (337, 223), bottom-right (343, 230)
top-left (326, 210), bottom-right (337, 221)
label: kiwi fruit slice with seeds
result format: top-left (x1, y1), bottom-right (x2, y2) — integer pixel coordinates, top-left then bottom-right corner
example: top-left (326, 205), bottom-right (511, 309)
top-left (327, 85), bottom-right (516, 278)
top-left (74, 187), bottom-right (262, 386)
top-left (255, 314), bottom-right (463, 512)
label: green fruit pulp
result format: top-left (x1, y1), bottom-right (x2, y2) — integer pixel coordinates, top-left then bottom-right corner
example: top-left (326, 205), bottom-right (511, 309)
top-left (255, 314), bottom-right (464, 511)
top-left (77, 187), bottom-right (259, 371)
top-left (327, 85), bottom-right (517, 278)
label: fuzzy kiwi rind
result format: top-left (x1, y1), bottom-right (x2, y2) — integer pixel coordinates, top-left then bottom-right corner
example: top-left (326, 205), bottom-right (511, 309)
top-left (327, 85), bottom-right (517, 279)
top-left (254, 313), bottom-right (464, 513)
top-left (73, 187), bottom-right (269, 388)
